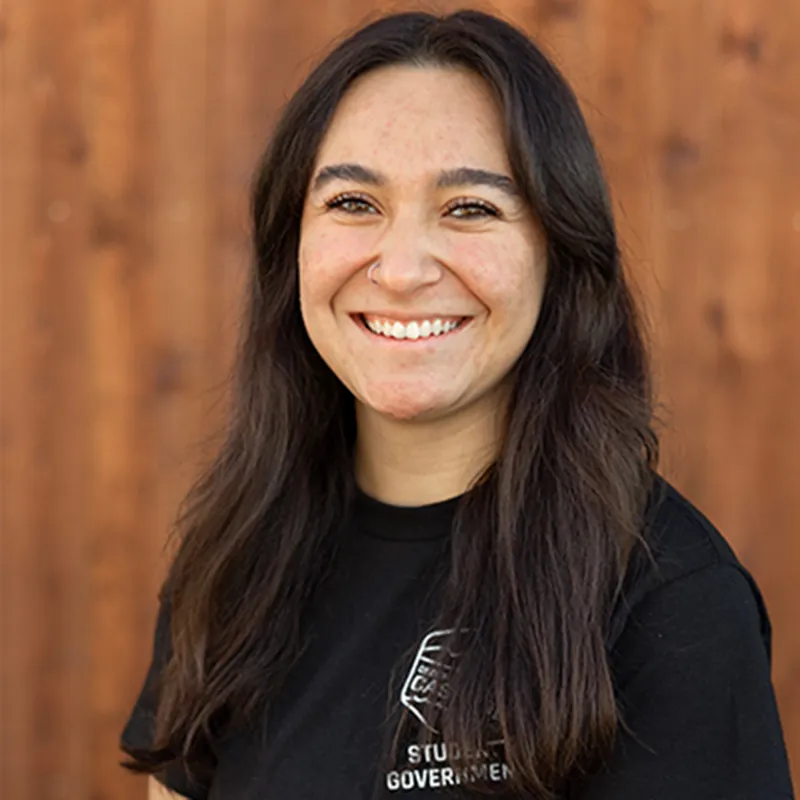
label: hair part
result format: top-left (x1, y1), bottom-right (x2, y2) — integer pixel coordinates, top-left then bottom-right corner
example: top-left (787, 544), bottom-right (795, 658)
top-left (122, 10), bottom-right (660, 798)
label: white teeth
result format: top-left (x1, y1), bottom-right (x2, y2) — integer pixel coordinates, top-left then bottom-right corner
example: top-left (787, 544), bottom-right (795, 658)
top-left (364, 316), bottom-right (464, 340)
top-left (390, 321), bottom-right (406, 339)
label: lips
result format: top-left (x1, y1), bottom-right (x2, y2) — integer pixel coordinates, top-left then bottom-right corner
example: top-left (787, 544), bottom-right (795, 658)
top-left (361, 312), bottom-right (465, 326)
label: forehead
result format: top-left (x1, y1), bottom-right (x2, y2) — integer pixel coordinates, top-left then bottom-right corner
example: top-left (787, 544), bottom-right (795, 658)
top-left (314, 65), bottom-right (510, 174)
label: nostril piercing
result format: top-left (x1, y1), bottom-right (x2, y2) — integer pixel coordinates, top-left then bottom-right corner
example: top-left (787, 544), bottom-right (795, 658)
top-left (368, 259), bottom-right (381, 285)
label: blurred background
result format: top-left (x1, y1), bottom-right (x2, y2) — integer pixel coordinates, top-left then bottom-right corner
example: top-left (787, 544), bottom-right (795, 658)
top-left (1, 0), bottom-right (798, 797)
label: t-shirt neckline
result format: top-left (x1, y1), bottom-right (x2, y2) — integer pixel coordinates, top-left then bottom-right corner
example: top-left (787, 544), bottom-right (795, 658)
top-left (353, 487), bottom-right (462, 541)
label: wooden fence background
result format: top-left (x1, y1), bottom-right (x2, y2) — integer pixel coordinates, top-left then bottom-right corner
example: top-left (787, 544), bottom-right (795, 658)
top-left (2, 0), bottom-right (798, 797)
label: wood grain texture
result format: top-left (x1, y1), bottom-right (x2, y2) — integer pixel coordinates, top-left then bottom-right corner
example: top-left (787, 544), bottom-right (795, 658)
top-left (2, 1), bottom-right (798, 797)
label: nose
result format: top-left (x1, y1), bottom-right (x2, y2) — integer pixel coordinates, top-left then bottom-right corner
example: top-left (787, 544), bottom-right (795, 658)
top-left (372, 217), bottom-right (443, 294)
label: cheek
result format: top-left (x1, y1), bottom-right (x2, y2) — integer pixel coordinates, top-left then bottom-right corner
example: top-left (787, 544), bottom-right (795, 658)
top-left (299, 228), bottom-right (341, 279)
top-left (298, 227), bottom-right (363, 308)
top-left (450, 235), bottom-right (544, 318)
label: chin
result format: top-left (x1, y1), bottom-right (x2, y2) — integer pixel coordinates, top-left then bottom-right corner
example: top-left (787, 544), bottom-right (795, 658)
top-left (367, 399), bottom-right (441, 422)
top-left (360, 384), bottom-right (451, 422)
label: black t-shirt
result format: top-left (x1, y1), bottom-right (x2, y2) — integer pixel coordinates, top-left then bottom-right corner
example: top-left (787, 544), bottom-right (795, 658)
top-left (120, 475), bottom-right (795, 799)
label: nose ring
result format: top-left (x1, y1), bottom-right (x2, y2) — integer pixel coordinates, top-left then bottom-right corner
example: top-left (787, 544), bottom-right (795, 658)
top-left (367, 259), bottom-right (380, 285)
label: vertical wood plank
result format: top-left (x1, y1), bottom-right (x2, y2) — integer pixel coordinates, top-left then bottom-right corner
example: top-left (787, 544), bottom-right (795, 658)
top-left (149, 0), bottom-right (214, 516)
top-left (1, 0), bottom-right (38, 796)
top-left (2, 0), bottom-right (92, 796)
top-left (83, 0), bottom-right (157, 798)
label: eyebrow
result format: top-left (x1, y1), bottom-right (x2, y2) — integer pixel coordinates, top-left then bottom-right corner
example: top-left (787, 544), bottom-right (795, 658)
top-left (310, 163), bottom-right (520, 199)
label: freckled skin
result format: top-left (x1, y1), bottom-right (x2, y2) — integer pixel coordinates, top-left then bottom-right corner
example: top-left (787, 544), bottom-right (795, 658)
top-left (298, 65), bottom-right (547, 424)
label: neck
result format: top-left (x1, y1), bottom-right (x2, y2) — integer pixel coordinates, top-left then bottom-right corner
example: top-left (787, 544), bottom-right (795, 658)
top-left (354, 398), bottom-right (507, 506)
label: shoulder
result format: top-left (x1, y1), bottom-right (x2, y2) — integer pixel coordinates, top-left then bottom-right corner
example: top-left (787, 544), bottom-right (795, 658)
top-left (607, 473), bottom-right (772, 658)
top-left (580, 476), bottom-right (794, 797)
top-left (641, 472), bottom-right (743, 578)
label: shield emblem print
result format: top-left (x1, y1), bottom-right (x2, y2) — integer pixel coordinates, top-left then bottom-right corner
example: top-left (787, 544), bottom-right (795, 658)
top-left (400, 629), bottom-right (459, 732)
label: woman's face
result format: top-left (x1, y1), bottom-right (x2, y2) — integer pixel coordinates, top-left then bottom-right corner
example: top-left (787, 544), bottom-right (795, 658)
top-left (298, 65), bottom-right (547, 423)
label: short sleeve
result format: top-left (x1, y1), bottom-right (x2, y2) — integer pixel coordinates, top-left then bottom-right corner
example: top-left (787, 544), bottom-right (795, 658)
top-left (572, 565), bottom-right (795, 799)
top-left (120, 593), bottom-right (212, 800)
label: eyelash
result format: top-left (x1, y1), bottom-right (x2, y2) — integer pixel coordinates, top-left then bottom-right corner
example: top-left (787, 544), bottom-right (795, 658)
top-left (324, 193), bottom-right (501, 219)
top-left (325, 193), bottom-right (376, 215)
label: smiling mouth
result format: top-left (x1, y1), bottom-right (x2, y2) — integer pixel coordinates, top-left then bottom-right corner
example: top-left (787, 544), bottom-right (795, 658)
top-left (353, 314), bottom-right (471, 341)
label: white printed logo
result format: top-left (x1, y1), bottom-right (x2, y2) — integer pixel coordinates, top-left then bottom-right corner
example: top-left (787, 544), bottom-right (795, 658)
top-left (399, 628), bottom-right (458, 732)
top-left (384, 629), bottom-right (511, 792)
top-left (387, 629), bottom-right (510, 792)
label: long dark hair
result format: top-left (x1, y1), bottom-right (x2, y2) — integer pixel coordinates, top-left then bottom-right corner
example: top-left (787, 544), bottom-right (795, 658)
top-left (122, 10), bottom-right (660, 797)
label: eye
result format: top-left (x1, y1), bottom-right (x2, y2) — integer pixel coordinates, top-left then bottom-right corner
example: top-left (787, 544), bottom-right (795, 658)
top-left (444, 198), bottom-right (502, 219)
top-left (325, 193), bottom-right (378, 215)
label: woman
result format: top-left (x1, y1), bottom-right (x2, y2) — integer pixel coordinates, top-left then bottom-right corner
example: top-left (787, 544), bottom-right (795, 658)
top-left (120, 10), bottom-right (794, 799)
